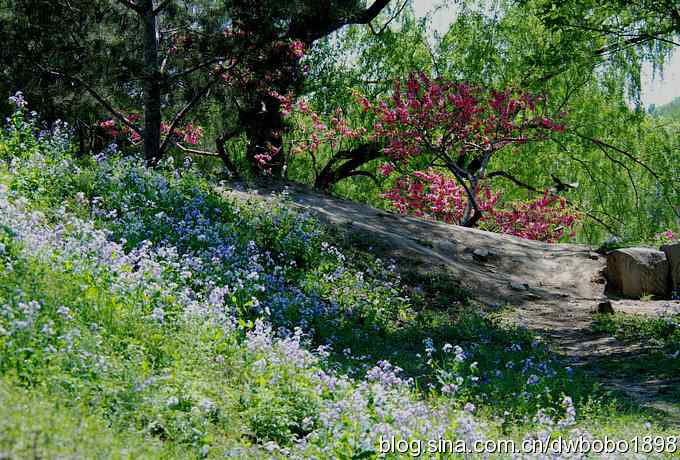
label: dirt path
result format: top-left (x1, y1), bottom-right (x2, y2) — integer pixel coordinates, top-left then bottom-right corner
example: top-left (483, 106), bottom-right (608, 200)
top-left (224, 180), bottom-right (680, 421)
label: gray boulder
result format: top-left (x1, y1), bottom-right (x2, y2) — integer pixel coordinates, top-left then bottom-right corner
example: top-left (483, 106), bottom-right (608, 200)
top-left (606, 248), bottom-right (670, 298)
top-left (661, 243), bottom-right (680, 291)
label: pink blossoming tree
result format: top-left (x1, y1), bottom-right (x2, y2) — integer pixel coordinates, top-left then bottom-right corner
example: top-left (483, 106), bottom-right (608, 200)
top-left (281, 72), bottom-right (577, 241)
top-left (368, 72), bottom-right (566, 227)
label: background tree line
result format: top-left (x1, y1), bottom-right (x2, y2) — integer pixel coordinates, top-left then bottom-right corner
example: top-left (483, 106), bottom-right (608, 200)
top-left (1, 0), bottom-right (678, 243)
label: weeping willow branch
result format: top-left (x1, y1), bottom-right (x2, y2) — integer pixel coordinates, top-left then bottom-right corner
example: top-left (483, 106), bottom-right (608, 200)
top-left (574, 131), bottom-right (680, 218)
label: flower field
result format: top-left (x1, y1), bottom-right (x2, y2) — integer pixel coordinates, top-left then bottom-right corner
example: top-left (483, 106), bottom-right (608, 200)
top-left (0, 100), bottom-right (674, 458)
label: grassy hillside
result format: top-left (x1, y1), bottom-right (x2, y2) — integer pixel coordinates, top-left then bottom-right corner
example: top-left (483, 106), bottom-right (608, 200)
top-left (0, 104), bottom-right (677, 458)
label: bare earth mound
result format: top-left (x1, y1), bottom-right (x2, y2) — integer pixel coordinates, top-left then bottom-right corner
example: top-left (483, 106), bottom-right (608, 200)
top-left (226, 180), bottom-right (606, 304)
top-left (224, 180), bottom-right (680, 421)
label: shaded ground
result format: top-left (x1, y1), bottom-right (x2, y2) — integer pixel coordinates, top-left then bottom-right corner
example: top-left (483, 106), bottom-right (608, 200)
top-left (223, 179), bottom-right (680, 422)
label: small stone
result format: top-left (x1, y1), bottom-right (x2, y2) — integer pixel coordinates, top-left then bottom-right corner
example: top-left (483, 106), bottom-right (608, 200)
top-left (510, 281), bottom-right (529, 291)
top-left (589, 252), bottom-right (600, 260)
top-left (597, 301), bottom-right (614, 314)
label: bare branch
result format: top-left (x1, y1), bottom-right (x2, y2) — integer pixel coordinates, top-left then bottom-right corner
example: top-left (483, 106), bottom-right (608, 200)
top-left (173, 143), bottom-right (219, 157)
top-left (370, 0), bottom-right (409, 35)
top-left (486, 171), bottom-right (541, 193)
top-left (574, 132), bottom-right (678, 196)
top-left (159, 78), bottom-right (219, 155)
top-left (41, 67), bottom-right (143, 139)
top-left (300, 0), bottom-right (394, 43)
top-left (166, 57), bottom-right (228, 82)
top-left (314, 143), bottom-right (383, 190)
top-left (174, 133), bottom-right (241, 179)
top-left (357, 0), bottom-right (393, 24)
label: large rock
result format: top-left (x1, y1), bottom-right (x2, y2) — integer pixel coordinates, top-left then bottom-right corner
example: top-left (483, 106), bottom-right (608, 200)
top-left (662, 243), bottom-right (680, 291)
top-left (606, 248), bottom-right (670, 298)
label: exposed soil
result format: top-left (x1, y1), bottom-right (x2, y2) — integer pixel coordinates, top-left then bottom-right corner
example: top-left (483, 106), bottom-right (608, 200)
top-left (223, 179), bottom-right (680, 422)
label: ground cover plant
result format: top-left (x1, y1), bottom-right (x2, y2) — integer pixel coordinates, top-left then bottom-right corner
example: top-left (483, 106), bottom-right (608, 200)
top-left (1, 92), bottom-right (678, 458)
top-left (1, 0), bottom-right (679, 457)
top-left (591, 312), bottom-right (680, 392)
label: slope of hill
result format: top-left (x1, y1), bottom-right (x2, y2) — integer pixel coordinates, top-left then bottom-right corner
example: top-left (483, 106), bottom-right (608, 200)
top-left (1, 108), bottom-right (679, 458)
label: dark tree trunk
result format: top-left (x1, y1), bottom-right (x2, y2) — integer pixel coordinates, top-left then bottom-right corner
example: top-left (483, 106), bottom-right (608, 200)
top-left (216, 133), bottom-right (240, 178)
top-left (142, 0), bottom-right (162, 165)
top-left (314, 144), bottom-right (383, 191)
top-left (242, 94), bottom-right (286, 177)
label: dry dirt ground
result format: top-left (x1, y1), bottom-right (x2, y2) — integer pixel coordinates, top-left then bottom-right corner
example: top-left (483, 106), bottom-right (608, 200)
top-left (224, 180), bottom-right (680, 422)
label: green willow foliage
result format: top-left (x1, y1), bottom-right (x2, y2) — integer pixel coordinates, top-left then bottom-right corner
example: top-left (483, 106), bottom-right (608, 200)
top-left (292, 0), bottom-right (679, 243)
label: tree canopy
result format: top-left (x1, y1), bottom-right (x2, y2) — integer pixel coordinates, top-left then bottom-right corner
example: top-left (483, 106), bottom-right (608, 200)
top-left (1, 0), bottom-right (678, 242)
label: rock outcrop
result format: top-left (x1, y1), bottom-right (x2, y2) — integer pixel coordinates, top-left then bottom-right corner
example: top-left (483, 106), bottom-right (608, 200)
top-left (606, 248), bottom-right (670, 298)
top-left (662, 243), bottom-right (680, 291)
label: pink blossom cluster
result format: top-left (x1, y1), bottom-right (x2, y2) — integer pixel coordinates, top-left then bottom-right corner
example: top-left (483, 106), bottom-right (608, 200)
top-left (180, 123), bottom-right (204, 145)
top-left (253, 144), bottom-right (282, 175)
top-left (99, 114), bottom-right (141, 141)
top-left (99, 115), bottom-right (204, 146)
top-left (489, 190), bottom-right (577, 242)
top-left (384, 169), bottom-right (578, 243)
top-left (289, 40), bottom-right (306, 60)
top-left (654, 229), bottom-right (677, 244)
top-left (364, 72), bottom-right (565, 161)
top-left (383, 168), bottom-right (497, 225)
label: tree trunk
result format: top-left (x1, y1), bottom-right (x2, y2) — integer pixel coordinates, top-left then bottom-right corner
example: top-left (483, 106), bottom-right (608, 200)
top-left (142, 0), bottom-right (162, 165)
top-left (242, 94), bottom-right (286, 177)
top-left (216, 133), bottom-right (240, 178)
top-left (314, 144), bottom-right (382, 191)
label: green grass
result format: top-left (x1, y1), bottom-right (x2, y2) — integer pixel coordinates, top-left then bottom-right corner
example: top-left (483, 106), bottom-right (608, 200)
top-left (0, 380), bottom-right (174, 459)
top-left (1, 108), bottom-right (680, 457)
top-left (590, 313), bottom-right (680, 390)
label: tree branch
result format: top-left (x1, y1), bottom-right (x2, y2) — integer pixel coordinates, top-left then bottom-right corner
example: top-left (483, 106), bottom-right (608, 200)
top-left (486, 171), bottom-right (541, 193)
top-left (314, 143), bottom-right (383, 190)
top-left (41, 67), bottom-right (143, 139)
top-left (173, 143), bottom-right (220, 157)
top-left (299, 0), bottom-right (394, 43)
top-left (172, 129), bottom-right (242, 181)
top-left (487, 169), bottom-right (621, 235)
top-left (369, 0), bottom-right (408, 35)
top-left (166, 57), bottom-right (227, 82)
top-left (357, 0), bottom-right (393, 24)
top-left (215, 130), bottom-right (241, 178)
top-left (159, 77), bottom-right (219, 155)
top-left (574, 132), bottom-right (676, 195)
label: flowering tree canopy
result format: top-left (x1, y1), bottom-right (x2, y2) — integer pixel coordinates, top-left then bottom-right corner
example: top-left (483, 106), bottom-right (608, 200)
top-left (367, 72), bottom-right (565, 226)
top-left (383, 169), bottom-right (578, 242)
top-left (280, 72), bottom-right (572, 237)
